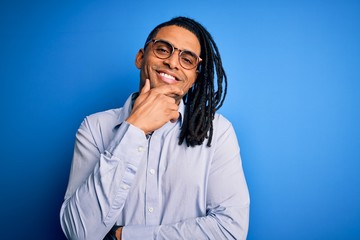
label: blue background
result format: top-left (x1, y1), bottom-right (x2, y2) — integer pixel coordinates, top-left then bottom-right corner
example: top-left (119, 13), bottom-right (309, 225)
top-left (1, 0), bottom-right (359, 239)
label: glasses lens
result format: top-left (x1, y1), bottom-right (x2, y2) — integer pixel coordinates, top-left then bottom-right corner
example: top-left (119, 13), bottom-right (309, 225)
top-left (179, 51), bottom-right (198, 69)
top-left (153, 40), bottom-right (172, 59)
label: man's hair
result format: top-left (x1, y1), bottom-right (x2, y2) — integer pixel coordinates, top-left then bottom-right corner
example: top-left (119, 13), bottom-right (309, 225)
top-left (145, 16), bottom-right (227, 147)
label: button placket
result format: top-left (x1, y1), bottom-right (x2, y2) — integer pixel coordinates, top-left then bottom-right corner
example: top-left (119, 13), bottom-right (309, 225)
top-left (145, 134), bottom-right (160, 224)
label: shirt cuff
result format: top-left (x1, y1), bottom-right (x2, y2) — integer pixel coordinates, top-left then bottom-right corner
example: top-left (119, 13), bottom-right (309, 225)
top-left (107, 122), bottom-right (147, 158)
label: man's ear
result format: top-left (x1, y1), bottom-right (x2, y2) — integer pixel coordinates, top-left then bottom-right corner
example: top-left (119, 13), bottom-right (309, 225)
top-left (135, 49), bottom-right (145, 69)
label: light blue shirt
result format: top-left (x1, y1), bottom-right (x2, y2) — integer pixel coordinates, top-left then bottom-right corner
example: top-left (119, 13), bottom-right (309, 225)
top-left (60, 93), bottom-right (250, 240)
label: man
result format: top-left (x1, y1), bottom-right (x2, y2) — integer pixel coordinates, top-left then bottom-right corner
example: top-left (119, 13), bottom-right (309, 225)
top-left (60, 16), bottom-right (250, 240)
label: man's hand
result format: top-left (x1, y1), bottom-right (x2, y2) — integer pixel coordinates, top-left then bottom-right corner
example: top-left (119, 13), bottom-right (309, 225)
top-left (115, 226), bottom-right (122, 240)
top-left (126, 79), bottom-right (184, 134)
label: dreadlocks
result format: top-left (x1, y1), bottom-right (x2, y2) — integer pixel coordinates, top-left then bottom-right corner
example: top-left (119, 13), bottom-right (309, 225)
top-left (144, 16), bottom-right (227, 147)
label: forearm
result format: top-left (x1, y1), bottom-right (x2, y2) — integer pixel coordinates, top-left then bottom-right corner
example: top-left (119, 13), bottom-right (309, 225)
top-left (121, 206), bottom-right (249, 240)
top-left (122, 162), bottom-right (249, 239)
top-left (60, 153), bottom-right (130, 239)
top-left (60, 120), bottom-right (147, 240)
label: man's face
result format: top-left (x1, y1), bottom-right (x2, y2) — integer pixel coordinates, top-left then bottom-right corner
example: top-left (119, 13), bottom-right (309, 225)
top-left (135, 25), bottom-right (201, 103)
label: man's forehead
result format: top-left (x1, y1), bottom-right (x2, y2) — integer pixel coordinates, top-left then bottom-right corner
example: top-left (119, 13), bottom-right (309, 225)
top-left (154, 25), bottom-right (201, 53)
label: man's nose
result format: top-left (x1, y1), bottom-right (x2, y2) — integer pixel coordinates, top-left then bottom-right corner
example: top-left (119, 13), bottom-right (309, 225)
top-left (163, 50), bottom-right (180, 69)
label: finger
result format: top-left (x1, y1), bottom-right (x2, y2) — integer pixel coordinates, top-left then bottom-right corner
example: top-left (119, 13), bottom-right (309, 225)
top-left (132, 79), bottom-right (150, 111)
top-left (170, 111), bottom-right (180, 123)
top-left (140, 78), bottom-right (150, 94)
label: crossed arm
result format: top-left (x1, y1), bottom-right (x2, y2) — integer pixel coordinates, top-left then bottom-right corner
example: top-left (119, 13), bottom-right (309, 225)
top-left (60, 82), bottom-right (250, 239)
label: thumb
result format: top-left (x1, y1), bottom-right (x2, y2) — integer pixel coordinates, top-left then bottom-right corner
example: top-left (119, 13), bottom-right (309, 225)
top-left (140, 78), bottom-right (150, 94)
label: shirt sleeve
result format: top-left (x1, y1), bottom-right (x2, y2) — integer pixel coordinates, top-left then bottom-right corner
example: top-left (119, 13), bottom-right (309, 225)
top-left (60, 117), bottom-right (148, 240)
top-left (122, 119), bottom-right (250, 240)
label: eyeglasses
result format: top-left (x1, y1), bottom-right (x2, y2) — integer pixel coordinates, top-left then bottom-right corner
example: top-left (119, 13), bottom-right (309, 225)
top-left (145, 39), bottom-right (202, 70)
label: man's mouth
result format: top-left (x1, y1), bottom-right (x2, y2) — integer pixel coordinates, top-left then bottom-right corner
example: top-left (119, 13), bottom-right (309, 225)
top-left (158, 71), bottom-right (179, 84)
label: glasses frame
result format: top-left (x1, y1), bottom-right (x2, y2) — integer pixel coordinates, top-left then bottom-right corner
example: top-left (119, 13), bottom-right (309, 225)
top-left (144, 39), bottom-right (202, 70)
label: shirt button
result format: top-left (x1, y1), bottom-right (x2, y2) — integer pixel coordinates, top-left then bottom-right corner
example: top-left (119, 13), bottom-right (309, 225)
top-left (149, 169), bottom-right (155, 175)
top-left (137, 146), bottom-right (144, 152)
top-left (148, 207), bottom-right (154, 213)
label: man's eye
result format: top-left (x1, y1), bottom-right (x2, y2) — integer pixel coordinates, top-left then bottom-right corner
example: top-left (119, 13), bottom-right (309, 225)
top-left (181, 55), bottom-right (195, 65)
top-left (156, 47), bottom-right (170, 54)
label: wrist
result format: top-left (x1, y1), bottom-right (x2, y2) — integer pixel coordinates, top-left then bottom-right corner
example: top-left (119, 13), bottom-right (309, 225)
top-left (125, 118), bottom-right (150, 135)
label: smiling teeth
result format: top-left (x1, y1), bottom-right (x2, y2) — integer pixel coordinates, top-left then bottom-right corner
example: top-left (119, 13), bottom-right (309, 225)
top-left (160, 72), bottom-right (175, 80)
